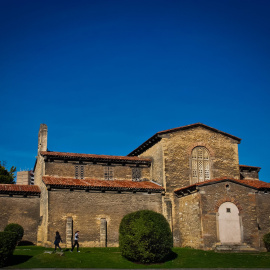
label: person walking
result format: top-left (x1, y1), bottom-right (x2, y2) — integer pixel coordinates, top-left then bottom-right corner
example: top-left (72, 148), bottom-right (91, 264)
top-left (71, 231), bottom-right (80, 252)
top-left (54, 231), bottom-right (62, 251)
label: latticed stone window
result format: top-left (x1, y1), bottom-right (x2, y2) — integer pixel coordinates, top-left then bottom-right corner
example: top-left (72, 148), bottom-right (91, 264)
top-left (75, 165), bottom-right (84, 179)
top-left (191, 146), bottom-right (210, 183)
top-left (132, 167), bottom-right (141, 181)
top-left (104, 166), bottom-right (113, 180)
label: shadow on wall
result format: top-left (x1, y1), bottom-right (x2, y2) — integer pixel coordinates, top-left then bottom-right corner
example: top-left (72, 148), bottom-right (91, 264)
top-left (18, 241), bottom-right (34, 246)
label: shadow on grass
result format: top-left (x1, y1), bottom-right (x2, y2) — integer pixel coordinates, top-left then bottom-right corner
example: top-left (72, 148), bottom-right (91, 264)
top-left (127, 250), bottom-right (178, 265)
top-left (162, 250), bottom-right (178, 262)
top-left (6, 255), bottom-right (33, 267)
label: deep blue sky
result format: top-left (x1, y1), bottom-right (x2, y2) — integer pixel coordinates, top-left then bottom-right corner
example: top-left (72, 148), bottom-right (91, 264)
top-left (1, 0), bottom-right (269, 182)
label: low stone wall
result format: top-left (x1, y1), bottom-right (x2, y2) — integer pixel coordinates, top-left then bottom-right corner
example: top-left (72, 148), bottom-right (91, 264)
top-left (0, 195), bottom-right (40, 244)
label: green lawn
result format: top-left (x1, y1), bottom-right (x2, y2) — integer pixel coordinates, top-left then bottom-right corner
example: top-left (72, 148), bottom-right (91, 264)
top-left (4, 246), bottom-right (270, 268)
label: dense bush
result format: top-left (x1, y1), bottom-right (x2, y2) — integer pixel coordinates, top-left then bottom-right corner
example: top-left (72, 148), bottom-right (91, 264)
top-left (263, 233), bottom-right (270, 252)
top-left (119, 210), bottom-right (173, 263)
top-left (0, 231), bottom-right (17, 267)
top-left (4, 223), bottom-right (24, 243)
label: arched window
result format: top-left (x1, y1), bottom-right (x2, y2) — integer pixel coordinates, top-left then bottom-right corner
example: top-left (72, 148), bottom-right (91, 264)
top-left (191, 146), bottom-right (210, 183)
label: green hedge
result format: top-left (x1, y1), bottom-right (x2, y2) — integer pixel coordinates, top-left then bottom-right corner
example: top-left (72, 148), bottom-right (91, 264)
top-left (4, 223), bottom-right (24, 243)
top-left (263, 233), bottom-right (270, 252)
top-left (119, 210), bottom-right (173, 263)
top-left (0, 231), bottom-right (17, 267)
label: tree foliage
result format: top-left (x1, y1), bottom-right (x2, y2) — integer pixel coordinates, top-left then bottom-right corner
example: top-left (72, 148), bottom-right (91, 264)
top-left (119, 210), bottom-right (173, 264)
top-left (4, 223), bottom-right (24, 243)
top-left (0, 231), bottom-right (17, 267)
top-left (0, 161), bottom-right (16, 184)
top-left (263, 233), bottom-right (270, 252)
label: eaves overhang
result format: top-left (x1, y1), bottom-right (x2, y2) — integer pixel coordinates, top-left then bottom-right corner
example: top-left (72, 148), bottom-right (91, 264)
top-left (239, 165), bottom-right (261, 172)
top-left (40, 151), bottom-right (151, 166)
top-left (0, 184), bottom-right (41, 196)
top-left (43, 176), bottom-right (165, 194)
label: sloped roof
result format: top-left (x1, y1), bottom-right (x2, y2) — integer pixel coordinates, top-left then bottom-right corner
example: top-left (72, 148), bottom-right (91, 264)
top-left (43, 176), bottom-right (164, 193)
top-left (174, 177), bottom-right (270, 196)
top-left (239, 165), bottom-right (261, 171)
top-left (0, 184), bottom-right (41, 196)
top-left (128, 123), bottom-right (241, 156)
top-left (41, 151), bottom-right (151, 165)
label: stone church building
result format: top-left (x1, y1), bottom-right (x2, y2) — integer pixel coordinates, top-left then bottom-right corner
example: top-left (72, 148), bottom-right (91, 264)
top-left (1, 123), bottom-right (270, 251)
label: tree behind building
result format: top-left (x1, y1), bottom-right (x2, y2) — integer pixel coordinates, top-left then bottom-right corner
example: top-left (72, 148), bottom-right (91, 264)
top-left (0, 161), bottom-right (16, 184)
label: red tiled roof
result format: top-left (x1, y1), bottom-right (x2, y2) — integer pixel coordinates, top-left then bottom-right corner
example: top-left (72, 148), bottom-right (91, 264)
top-left (174, 177), bottom-right (270, 195)
top-left (239, 164), bottom-right (261, 170)
top-left (128, 123), bottom-right (241, 156)
top-left (43, 176), bottom-right (164, 193)
top-left (0, 184), bottom-right (41, 195)
top-left (41, 151), bottom-right (151, 164)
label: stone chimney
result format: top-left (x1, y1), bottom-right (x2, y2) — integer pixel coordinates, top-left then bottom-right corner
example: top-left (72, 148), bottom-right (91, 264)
top-left (38, 124), bottom-right (48, 155)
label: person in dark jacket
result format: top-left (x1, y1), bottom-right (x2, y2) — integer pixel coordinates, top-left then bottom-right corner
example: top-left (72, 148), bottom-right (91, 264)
top-left (54, 231), bottom-right (62, 251)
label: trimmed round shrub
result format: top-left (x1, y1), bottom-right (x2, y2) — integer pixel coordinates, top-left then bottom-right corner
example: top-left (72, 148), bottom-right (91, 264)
top-left (4, 223), bottom-right (24, 243)
top-left (0, 231), bottom-right (17, 267)
top-left (263, 233), bottom-right (270, 251)
top-left (119, 210), bottom-right (173, 263)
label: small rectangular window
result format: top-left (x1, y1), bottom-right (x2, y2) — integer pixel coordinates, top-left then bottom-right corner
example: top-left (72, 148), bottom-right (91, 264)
top-left (104, 166), bottom-right (113, 180)
top-left (75, 165), bottom-right (84, 179)
top-left (132, 167), bottom-right (141, 181)
top-left (226, 208), bottom-right (231, 213)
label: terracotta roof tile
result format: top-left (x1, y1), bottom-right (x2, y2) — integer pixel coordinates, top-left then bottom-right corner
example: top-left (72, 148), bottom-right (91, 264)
top-left (174, 177), bottom-right (270, 194)
top-left (41, 151), bottom-right (151, 164)
top-left (43, 176), bottom-right (164, 193)
top-left (239, 164), bottom-right (261, 170)
top-left (0, 184), bottom-right (41, 195)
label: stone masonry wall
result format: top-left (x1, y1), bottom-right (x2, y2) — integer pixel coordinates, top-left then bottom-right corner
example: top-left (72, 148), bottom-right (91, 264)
top-left (257, 192), bottom-right (270, 251)
top-left (139, 141), bottom-right (164, 186)
top-left (199, 181), bottom-right (260, 250)
top-left (0, 195), bottom-right (40, 244)
top-left (177, 193), bottom-right (203, 248)
top-left (240, 170), bottom-right (259, 180)
top-left (45, 161), bottom-right (150, 180)
top-left (164, 127), bottom-right (240, 193)
top-left (35, 151), bottom-right (49, 246)
top-left (46, 189), bottom-right (163, 247)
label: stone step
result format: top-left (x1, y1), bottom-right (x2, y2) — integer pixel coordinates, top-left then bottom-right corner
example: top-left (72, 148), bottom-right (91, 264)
top-left (215, 243), bottom-right (258, 253)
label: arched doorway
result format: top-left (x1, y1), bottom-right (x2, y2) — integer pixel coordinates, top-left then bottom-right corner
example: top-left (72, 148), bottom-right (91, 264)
top-left (218, 202), bottom-right (241, 244)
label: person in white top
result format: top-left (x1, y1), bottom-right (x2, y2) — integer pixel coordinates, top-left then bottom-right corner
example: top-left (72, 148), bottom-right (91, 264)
top-left (71, 231), bottom-right (80, 252)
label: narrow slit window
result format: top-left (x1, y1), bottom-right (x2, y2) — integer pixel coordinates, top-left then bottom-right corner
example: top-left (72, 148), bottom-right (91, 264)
top-left (75, 165), bottom-right (84, 179)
